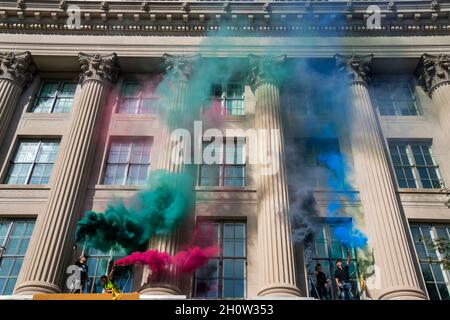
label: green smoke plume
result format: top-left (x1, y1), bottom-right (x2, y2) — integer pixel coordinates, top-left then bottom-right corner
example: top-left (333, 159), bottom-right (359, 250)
top-left (75, 170), bottom-right (194, 253)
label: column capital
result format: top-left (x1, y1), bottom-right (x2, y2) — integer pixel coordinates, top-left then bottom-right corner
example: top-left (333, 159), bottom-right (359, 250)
top-left (248, 54), bottom-right (287, 91)
top-left (416, 53), bottom-right (450, 95)
top-left (163, 53), bottom-right (201, 82)
top-left (335, 54), bottom-right (373, 85)
top-left (78, 52), bottom-right (120, 84)
top-left (0, 51), bottom-right (35, 88)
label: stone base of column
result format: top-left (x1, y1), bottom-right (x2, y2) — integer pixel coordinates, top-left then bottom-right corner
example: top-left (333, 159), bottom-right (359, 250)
top-left (139, 282), bottom-right (183, 296)
top-left (377, 287), bottom-right (427, 300)
top-left (257, 283), bottom-right (301, 297)
top-left (14, 281), bottom-right (61, 295)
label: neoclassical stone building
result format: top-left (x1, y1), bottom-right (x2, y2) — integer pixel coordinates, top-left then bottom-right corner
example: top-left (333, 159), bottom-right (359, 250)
top-left (0, 0), bottom-right (449, 300)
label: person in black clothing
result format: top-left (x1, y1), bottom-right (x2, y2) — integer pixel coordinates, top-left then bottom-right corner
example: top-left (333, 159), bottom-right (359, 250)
top-left (334, 248), bottom-right (354, 300)
top-left (315, 263), bottom-right (330, 300)
top-left (74, 255), bottom-right (89, 293)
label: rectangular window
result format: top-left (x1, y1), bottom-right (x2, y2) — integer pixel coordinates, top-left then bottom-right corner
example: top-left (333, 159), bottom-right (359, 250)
top-left (5, 140), bottom-right (60, 185)
top-left (0, 219), bottom-right (35, 295)
top-left (31, 80), bottom-right (76, 113)
top-left (372, 79), bottom-right (420, 116)
top-left (209, 83), bottom-right (244, 116)
top-left (306, 219), bottom-right (361, 300)
top-left (410, 224), bottom-right (449, 300)
top-left (84, 248), bottom-right (133, 293)
top-left (103, 138), bottom-right (152, 186)
top-left (199, 138), bottom-right (245, 187)
top-left (287, 87), bottom-right (331, 117)
top-left (193, 221), bottom-right (246, 299)
top-left (389, 141), bottom-right (444, 189)
top-left (118, 81), bottom-right (159, 114)
top-left (295, 138), bottom-right (343, 188)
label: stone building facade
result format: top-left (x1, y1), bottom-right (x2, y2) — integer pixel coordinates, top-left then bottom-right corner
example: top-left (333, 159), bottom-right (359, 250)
top-left (0, 0), bottom-right (449, 300)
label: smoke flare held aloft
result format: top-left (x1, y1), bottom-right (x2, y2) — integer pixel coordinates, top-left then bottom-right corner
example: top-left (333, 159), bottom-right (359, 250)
top-left (75, 170), bottom-right (194, 253)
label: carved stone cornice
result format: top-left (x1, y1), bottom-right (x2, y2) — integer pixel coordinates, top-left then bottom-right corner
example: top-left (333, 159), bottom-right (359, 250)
top-left (163, 53), bottom-right (200, 82)
top-left (335, 54), bottom-right (373, 85)
top-left (416, 53), bottom-right (450, 95)
top-left (78, 52), bottom-right (119, 84)
top-left (247, 54), bottom-right (286, 91)
top-left (0, 51), bottom-right (35, 87)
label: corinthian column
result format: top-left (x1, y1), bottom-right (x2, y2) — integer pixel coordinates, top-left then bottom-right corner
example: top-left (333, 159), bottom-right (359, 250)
top-left (0, 51), bottom-right (34, 145)
top-left (335, 54), bottom-right (426, 300)
top-left (248, 54), bottom-right (301, 297)
top-left (417, 54), bottom-right (450, 141)
top-left (14, 53), bottom-right (119, 295)
top-left (140, 54), bottom-right (199, 296)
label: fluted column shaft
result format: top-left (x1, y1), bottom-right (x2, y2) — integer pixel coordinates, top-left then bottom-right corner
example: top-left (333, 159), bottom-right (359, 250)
top-left (0, 51), bottom-right (34, 146)
top-left (14, 53), bottom-right (119, 295)
top-left (432, 88), bottom-right (450, 141)
top-left (0, 80), bottom-right (21, 144)
top-left (140, 54), bottom-right (199, 296)
top-left (157, 79), bottom-right (189, 173)
top-left (336, 54), bottom-right (426, 300)
top-left (249, 55), bottom-right (300, 297)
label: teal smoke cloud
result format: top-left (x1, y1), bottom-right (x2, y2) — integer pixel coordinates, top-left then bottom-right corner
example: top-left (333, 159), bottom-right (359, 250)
top-left (75, 170), bottom-right (194, 253)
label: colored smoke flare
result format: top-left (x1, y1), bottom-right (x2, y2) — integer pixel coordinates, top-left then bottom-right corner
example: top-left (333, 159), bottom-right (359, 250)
top-left (113, 246), bottom-right (220, 279)
top-left (317, 152), bottom-right (368, 249)
top-left (334, 223), bottom-right (368, 249)
top-left (173, 246), bottom-right (220, 273)
top-left (114, 249), bottom-right (172, 281)
top-left (75, 170), bottom-right (194, 253)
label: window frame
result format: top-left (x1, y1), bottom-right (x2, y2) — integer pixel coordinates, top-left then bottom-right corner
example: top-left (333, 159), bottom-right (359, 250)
top-left (410, 223), bottom-right (450, 300)
top-left (81, 246), bottom-right (133, 294)
top-left (0, 219), bottom-right (35, 295)
top-left (286, 85), bottom-right (332, 117)
top-left (101, 137), bottom-right (152, 186)
top-left (198, 137), bottom-right (246, 187)
top-left (388, 140), bottom-right (444, 190)
top-left (30, 80), bottom-right (77, 113)
top-left (193, 220), bottom-right (247, 299)
top-left (372, 78), bottom-right (421, 116)
top-left (207, 82), bottom-right (245, 116)
top-left (294, 137), bottom-right (344, 189)
top-left (117, 81), bottom-right (160, 115)
top-left (306, 218), bottom-right (362, 300)
top-left (4, 139), bottom-right (60, 185)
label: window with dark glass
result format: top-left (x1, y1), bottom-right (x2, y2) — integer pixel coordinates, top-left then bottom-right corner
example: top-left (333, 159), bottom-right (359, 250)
top-left (0, 219), bottom-right (35, 295)
top-left (103, 138), bottom-right (152, 186)
top-left (295, 138), bottom-right (343, 188)
top-left (193, 221), bottom-right (246, 299)
top-left (199, 138), bottom-right (245, 187)
top-left (372, 79), bottom-right (420, 116)
top-left (84, 248), bottom-right (133, 293)
top-left (410, 224), bottom-right (449, 300)
top-left (5, 140), bottom-right (60, 185)
top-left (118, 81), bottom-right (159, 114)
top-left (306, 219), bottom-right (361, 300)
top-left (388, 141), bottom-right (443, 189)
top-left (288, 87), bottom-right (331, 117)
top-left (209, 82), bottom-right (244, 116)
top-left (31, 80), bottom-right (76, 113)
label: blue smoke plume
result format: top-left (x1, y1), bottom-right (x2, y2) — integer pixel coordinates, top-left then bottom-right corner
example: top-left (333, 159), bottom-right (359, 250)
top-left (317, 152), bottom-right (368, 249)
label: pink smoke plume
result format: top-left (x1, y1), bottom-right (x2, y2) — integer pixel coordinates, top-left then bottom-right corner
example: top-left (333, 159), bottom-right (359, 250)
top-left (114, 246), bottom-right (220, 278)
top-left (114, 249), bottom-right (171, 280)
top-left (173, 246), bottom-right (220, 273)
top-left (204, 98), bottom-right (226, 127)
